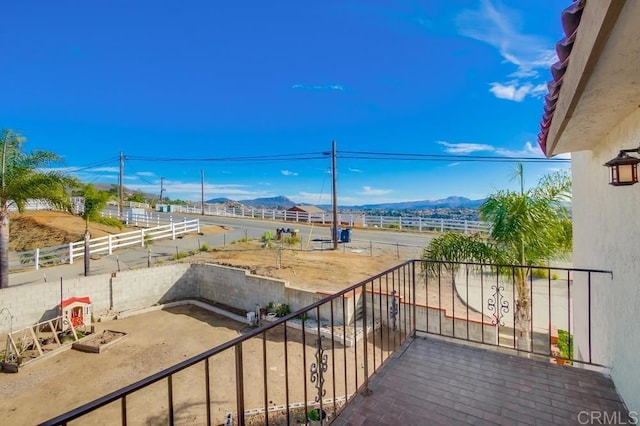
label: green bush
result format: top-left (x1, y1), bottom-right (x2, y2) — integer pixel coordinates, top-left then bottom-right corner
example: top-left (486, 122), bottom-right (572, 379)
top-left (558, 329), bottom-right (573, 360)
top-left (171, 251), bottom-right (189, 260)
top-left (96, 217), bottom-right (124, 229)
top-left (283, 235), bottom-right (301, 246)
top-left (200, 243), bottom-right (210, 252)
top-left (531, 268), bottom-right (548, 279)
top-left (276, 303), bottom-right (290, 317)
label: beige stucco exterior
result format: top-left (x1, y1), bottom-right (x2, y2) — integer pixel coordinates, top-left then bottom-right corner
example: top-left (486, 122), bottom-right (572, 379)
top-left (571, 108), bottom-right (640, 414)
top-left (545, 0), bottom-right (640, 414)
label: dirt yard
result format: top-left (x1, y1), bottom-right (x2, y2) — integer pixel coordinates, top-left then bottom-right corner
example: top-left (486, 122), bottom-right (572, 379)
top-left (1, 211), bottom-right (478, 424)
top-left (0, 305), bottom-right (401, 425)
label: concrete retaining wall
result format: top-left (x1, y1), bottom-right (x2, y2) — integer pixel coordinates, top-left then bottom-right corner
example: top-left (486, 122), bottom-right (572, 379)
top-left (2, 263), bottom-right (496, 345)
top-left (0, 264), bottom-right (194, 335)
top-left (1, 263), bottom-right (353, 336)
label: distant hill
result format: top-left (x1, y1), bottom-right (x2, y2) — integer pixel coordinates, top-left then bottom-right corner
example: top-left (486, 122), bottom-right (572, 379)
top-left (209, 195), bottom-right (484, 210)
top-left (352, 196), bottom-right (485, 210)
top-left (205, 197), bottom-right (234, 204)
top-left (238, 196), bottom-right (296, 209)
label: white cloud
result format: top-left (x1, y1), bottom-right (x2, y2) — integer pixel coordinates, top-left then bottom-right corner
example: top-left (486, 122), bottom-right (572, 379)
top-left (129, 181), bottom-right (267, 201)
top-left (361, 186), bottom-right (392, 196)
top-left (439, 140), bottom-right (568, 161)
top-left (448, 162), bottom-right (461, 167)
top-left (489, 82), bottom-right (548, 102)
top-left (438, 141), bottom-right (495, 154)
top-left (494, 141), bottom-right (543, 158)
top-left (348, 167), bottom-right (363, 173)
top-left (295, 191), bottom-right (332, 204)
top-left (136, 171), bottom-right (156, 177)
top-left (50, 166), bottom-right (120, 174)
top-left (281, 170), bottom-right (298, 176)
top-left (456, 0), bottom-right (555, 102)
top-left (489, 83), bottom-right (530, 102)
top-left (291, 84), bottom-right (346, 91)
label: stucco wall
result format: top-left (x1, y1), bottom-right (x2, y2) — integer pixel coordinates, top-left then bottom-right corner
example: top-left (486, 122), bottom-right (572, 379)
top-left (572, 107), bottom-right (640, 413)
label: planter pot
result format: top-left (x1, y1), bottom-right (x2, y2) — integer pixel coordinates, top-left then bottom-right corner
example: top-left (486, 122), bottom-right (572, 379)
top-left (307, 408), bottom-right (327, 425)
top-left (265, 312), bottom-right (278, 322)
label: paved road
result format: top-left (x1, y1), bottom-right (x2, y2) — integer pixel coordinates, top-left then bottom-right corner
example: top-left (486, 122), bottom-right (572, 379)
top-left (9, 214), bottom-right (435, 287)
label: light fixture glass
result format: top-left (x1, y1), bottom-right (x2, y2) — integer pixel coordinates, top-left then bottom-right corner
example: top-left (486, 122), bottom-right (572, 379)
top-left (604, 150), bottom-right (640, 186)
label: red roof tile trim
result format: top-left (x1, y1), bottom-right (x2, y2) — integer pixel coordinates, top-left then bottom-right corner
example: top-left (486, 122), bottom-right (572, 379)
top-left (538, 0), bottom-right (586, 156)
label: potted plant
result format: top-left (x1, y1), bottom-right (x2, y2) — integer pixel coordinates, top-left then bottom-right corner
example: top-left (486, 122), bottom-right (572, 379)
top-left (307, 408), bottom-right (327, 425)
top-left (276, 303), bottom-right (290, 317)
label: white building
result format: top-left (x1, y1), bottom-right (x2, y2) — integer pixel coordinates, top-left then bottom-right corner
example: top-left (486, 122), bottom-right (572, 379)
top-left (539, 0), bottom-right (640, 413)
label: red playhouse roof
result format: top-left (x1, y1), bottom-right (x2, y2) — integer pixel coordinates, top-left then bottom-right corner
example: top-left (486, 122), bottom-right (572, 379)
top-left (60, 296), bottom-right (92, 308)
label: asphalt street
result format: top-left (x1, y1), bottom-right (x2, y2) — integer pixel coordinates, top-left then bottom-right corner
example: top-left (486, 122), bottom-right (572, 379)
top-left (9, 214), bottom-right (434, 287)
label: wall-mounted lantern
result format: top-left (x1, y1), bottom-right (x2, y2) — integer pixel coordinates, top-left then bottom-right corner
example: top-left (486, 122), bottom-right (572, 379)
top-left (604, 149), bottom-right (640, 186)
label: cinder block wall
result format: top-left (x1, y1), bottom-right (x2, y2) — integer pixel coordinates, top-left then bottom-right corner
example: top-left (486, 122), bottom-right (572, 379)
top-left (195, 263), bottom-right (286, 313)
top-left (0, 262), bottom-right (352, 336)
top-left (0, 264), bottom-right (193, 335)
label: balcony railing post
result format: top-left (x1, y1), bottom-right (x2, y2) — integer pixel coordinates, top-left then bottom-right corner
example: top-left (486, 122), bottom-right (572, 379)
top-left (362, 282), bottom-right (370, 395)
top-left (167, 375), bottom-right (174, 425)
top-left (235, 343), bottom-right (245, 425)
top-left (121, 395), bottom-right (127, 426)
top-left (412, 260), bottom-right (417, 337)
top-left (205, 358), bottom-right (211, 425)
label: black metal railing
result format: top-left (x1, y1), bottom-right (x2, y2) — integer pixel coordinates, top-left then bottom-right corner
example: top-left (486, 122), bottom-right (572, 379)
top-left (40, 261), bottom-right (416, 426)
top-left (418, 259), bottom-right (612, 367)
top-left (40, 259), bottom-right (611, 425)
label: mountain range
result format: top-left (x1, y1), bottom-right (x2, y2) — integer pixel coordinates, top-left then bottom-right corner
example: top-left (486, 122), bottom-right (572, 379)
top-left (205, 195), bottom-right (485, 210)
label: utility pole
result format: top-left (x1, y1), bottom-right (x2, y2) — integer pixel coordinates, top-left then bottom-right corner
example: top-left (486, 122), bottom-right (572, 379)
top-left (332, 140), bottom-right (338, 250)
top-left (84, 201), bottom-right (90, 277)
top-left (1, 132), bottom-right (7, 201)
top-left (159, 177), bottom-right (165, 205)
top-left (201, 169), bottom-right (205, 215)
top-left (119, 152), bottom-right (124, 219)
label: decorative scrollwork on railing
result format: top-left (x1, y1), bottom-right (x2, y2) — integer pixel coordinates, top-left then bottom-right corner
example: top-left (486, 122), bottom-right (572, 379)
top-left (487, 284), bottom-right (509, 326)
top-left (309, 337), bottom-right (328, 403)
top-left (390, 290), bottom-right (399, 331)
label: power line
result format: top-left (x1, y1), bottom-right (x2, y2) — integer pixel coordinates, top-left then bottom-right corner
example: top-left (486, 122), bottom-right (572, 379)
top-left (121, 150), bottom-right (568, 165)
top-left (126, 152), bottom-right (329, 163)
top-left (338, 150), bottom-right (569, 163)
top-left (65, 157), bottom-right (120, 173)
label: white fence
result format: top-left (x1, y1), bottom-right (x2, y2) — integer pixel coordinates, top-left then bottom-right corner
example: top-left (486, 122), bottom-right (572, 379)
top-left (161, 204), bottom-right (490, 234)
top-left (8, 219), bottom-right (200, 272)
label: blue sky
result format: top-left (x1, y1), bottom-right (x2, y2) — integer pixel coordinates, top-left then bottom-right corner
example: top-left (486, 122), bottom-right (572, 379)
top-left (1, 1), bottom-right (570, 205)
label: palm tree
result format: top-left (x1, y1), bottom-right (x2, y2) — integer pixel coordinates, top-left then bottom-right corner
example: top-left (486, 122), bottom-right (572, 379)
top-left (422, 168), bottom-right (572, 351)
top-left (1, 129), bottom-right (78, 288)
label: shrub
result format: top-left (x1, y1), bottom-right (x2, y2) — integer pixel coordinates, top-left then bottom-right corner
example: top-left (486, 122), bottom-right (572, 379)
top-left (200, 243), bottom-right (210, 252)
top-left (558, 329), bottom-right (573, 360)
top-left (96, 217), bottom-right (124, 229)
top-left (276, 303), bottom-right (290, 317)
top-left (531, 269), bottom-right (548, 279)
top-left (283, 235), bottom-right (301, 246)
top-left (171, 251), bottom-right (189, 260)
